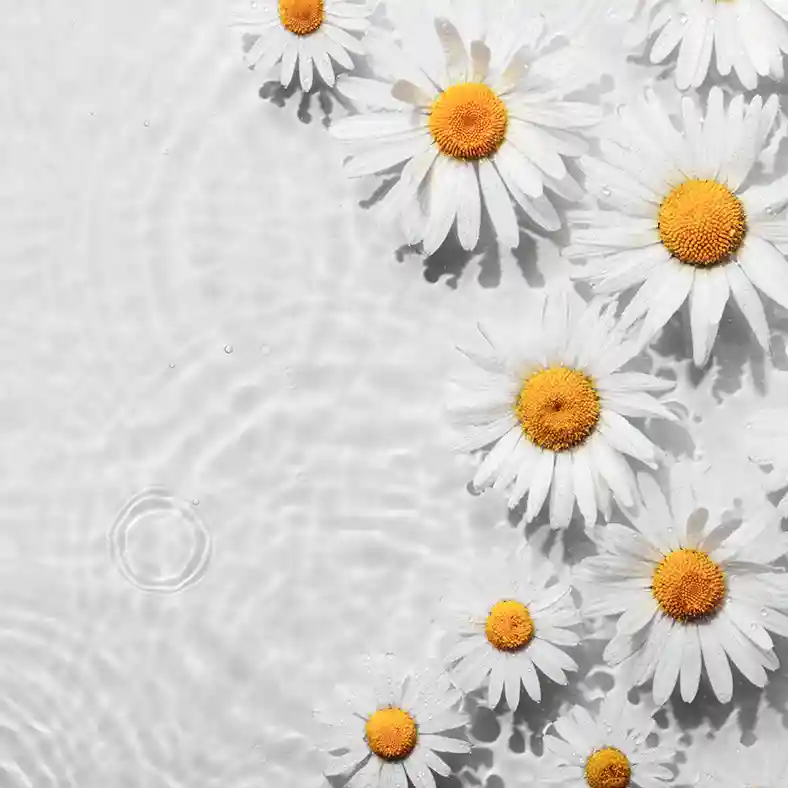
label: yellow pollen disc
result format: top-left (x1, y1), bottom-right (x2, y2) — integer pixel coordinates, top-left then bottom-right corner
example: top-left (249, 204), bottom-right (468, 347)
top-left (515, 366), bottom-right (600, 453)
top-left (585, 748), bottom-right (632, 788)
top-left (652, 548), bottom-right (726, 622)
top-left (365, 707), bottom-right (418, 761)
top-left (485, 600), bottom-right (535, 651)
top-left (278, 0), bottom-right (324, 35)
top-left (428, 82), bottom-right (508, 160)
top-left (658, 179), bottom-right (746, 267)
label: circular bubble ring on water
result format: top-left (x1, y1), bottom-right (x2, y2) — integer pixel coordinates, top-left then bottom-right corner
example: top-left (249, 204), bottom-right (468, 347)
top-left (108, 486), bottom-right (212, 594)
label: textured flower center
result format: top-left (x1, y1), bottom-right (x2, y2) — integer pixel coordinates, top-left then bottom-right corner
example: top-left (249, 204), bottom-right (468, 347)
top-left (585, 748), bottom-right (631, 788)
top-left (278, 0), bottom-right (324, 35)
top-left (485, 600), bottom-right (535, 651)
top-left (428, 83), bottom-right (508, 160)
top-left (365, 707), bottom-right (418, 760)
top-left (658, 179), bottom-right (746, 267)
top-left (652, 548), bottom-right (726, 622)
top-left (515, 367), bottom-right (600, 452)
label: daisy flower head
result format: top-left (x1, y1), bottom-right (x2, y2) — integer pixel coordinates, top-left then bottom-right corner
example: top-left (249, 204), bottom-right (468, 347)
top-left (644, 0), bottom-right (788, 90)
top-left (449, 289), bottom-right (676, 529)
top-left (330, 1), bottom-right (600, 255)
top-left (442, 542), bottom-right (579, 710)
top-left (233, 0), bottom-right (371, 91)
top-left (542, 691), bottom-right (673, 788)
top-left (318, 655), bottom-right (470, 788)
top-left (577, 469), bottom-right (788, 705)
top-left (568, 87), bottom-right (788, 367)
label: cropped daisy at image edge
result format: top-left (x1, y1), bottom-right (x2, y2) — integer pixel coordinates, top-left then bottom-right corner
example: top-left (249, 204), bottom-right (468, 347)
top-left (568, 87), bottom-right (788, 367)
top-left (233, 0), bottom-right (372, 91)
top-left (542, 691), bottom-right (673, 788)
top-left (577, 469), bottom-right (788, 704)
top-left (316, 656), bottom-right (470, 788)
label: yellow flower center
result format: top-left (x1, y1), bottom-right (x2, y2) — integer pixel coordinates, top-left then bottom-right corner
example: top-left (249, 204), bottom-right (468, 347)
top-left (515, 367), bottom-right (600, 453)
top-left (485, 600), bottom-right (535, 651)
top-left (365, 707), bottom-right (418, 761)
top-left (278, 0), bottom-right (324, 35)
top-left (652, 548), bottom-right (726, 622)
top-left (428, 83), bottom-right (508, 160)
top-left (585, 748), bottom-right (632, 788)
top-left (658, 179), bottom-right (747, 267)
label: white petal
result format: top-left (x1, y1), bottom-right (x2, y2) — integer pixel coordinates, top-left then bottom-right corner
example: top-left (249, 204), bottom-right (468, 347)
top-left (689, 269), bottom-right (729, 367)
top-left (737, 233), bottom-right (788, 311)
top-left (479, 159), bottom-right (519, 249)
top-left (699, 621), bottom-right (733, 703)
top-left (549, 452), bottom-right (575, 530)
top-left (680, 624), bottom-right (702, 702)
top-left (526, 451), bottom-right (555, 522)
top-left (726, 262), bottom-right (770, 351)
top-left (456, 163), bottom-right (482, 251)
top-left (652, 622), bottom-right (683, 705)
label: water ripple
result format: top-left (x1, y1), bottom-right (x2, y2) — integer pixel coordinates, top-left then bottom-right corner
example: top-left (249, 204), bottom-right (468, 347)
top-left (108, 487), bottom-right (212, 594)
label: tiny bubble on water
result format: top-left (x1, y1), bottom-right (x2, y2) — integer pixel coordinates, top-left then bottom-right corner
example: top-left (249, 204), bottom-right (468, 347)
top-left (224, 345), bottom-right (234, 354)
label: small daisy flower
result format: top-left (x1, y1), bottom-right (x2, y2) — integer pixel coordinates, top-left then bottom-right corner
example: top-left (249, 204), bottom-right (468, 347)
top-left (577, 469), bottom-right (788, 704)
top-left (330, 1), bottom-right (600, 254)
top-left (233, 0), bottom-right (371, 91)
top-left (442, 542), bottom-right (579, 709)
top-left (567, 87), bottom-right (787, 367)
top-left (643, 0), bottom-right (788, 91)
top-left (449, 290), bottom-right (675, 529)
top-left (318, 657), bottom-right (470, 788)
top-left (542, 692), bottom-right (673, 788)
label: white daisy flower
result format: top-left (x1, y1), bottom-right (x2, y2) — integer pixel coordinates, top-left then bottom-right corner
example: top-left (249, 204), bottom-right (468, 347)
top-left (330, 1), bottom-right (600, 254)
top-left (643, 0), bottom-right (788, 91)
top-left (318, 656), bottom-right (470, 788)
top-left (542, 692), bottom-right (673, 788)
top-left (442, 542), bottom-right (579, 709)
top-left (449, 290), bottom-right (676, 529)
top-left (576, 469), bottom-right (788, 704)
top-left (567, 87), bottom-right (787, 367)
top-left (233, 0), bottom-right (371, 91)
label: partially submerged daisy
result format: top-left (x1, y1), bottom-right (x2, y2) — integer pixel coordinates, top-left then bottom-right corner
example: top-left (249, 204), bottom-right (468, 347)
top-left (318, 656), bottom-right (470, 788)
top-left (233, 0), bottom-right (371, 91)
top-left (543, 692), bottom-right (673, 788)
top-left (330, 2), bottom-right (599, 254)
top-left (450, 290), bottom-right (675, 529)
top-left (640, 0), bottom-right (788, 90)
top-left (568, 87), bottom-right (787, 367)
top-left (442, 543), bottom-right (579, 709)
top-left (577, 469), bottom-right (788, 704)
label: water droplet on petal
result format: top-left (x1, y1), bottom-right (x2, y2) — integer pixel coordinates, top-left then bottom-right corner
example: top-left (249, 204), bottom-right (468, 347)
top-left (601, 187), bottom-right (612, 197)
top-left (224, 344), bottom-right (234, 354)
top-left (680, 13), bottom-right (688, 24)
top-left (143, 119), bottom-right (150, 127)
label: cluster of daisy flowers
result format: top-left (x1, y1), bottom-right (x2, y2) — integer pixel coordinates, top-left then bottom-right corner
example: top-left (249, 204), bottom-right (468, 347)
top-left (231, 0), bottom-right (788, 785)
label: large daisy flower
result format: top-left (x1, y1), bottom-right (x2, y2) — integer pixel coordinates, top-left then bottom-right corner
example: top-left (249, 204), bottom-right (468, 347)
top-left (330, 1), bottom-right (600, 255)
top-left (233, 0), bottom-right (371, 91)
top-left (542, 692), bottom-right (673, 788)
top-left (449, 290), bottom-right (675, 529)
top-left (567, 87), bottom-right (787, 367)
top-left (576, 470), bottom-right (788, 704)
top-left (442, 542), bottom-right (579, 709)
top-left (642, 0), bottom-right (788, 90)
top-left (318, 656), bottom-right (470, 788)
